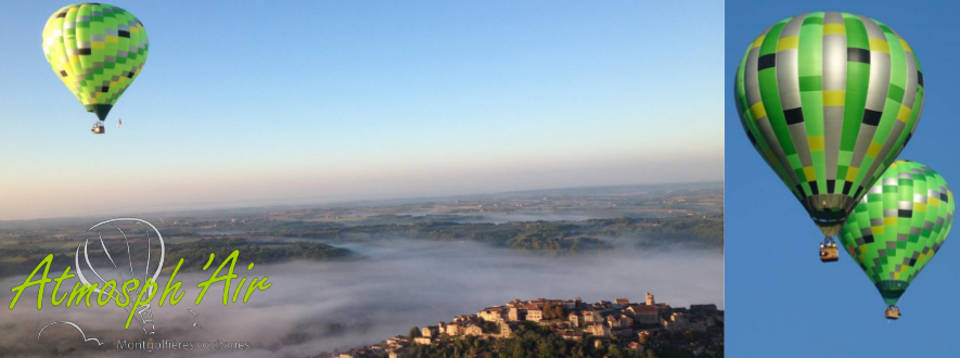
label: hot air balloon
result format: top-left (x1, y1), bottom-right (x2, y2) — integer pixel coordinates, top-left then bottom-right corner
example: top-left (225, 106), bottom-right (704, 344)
top-left (839, 160), bottom-right (952, 319)
top-left (733, 12), bottom-right (924, 262)
top-left (42, 3), bottom-right (148, 134)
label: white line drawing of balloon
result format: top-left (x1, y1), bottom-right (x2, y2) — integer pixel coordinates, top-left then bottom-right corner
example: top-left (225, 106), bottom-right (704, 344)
top-left (37, 218), bottom-right (166, 346)
top-left (77, 218), bottom-right (165, 335)
top-left (38, 218), bottom-right (206, 347)
top-left (37, 321), bottom-right (104, 346)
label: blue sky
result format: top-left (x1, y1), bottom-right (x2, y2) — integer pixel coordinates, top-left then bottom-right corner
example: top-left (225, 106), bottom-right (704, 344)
top-left (726, 1), bottom-right (960, 356)
top-left (0, 1), bottom-right (722, 220)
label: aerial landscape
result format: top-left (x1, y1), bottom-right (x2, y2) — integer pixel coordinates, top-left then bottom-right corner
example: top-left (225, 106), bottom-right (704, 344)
top-left (322, 295), bottom-right (723, 358)
top-left (1, 2), bottom-right (723, 357)
top-left (1, 183), bottom-right (722, 357)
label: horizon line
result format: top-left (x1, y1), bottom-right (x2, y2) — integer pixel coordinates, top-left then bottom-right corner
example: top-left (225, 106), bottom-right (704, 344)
top-left (1, 180), bottom-right (723, 223)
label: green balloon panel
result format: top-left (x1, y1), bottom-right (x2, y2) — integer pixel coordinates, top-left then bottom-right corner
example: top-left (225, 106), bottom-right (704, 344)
top-left (42, 3), bottom-right (148, 118)
top-left (840, 160), bottom-right (953, 305)
top-left (734, 12), bottom-right (923, 226)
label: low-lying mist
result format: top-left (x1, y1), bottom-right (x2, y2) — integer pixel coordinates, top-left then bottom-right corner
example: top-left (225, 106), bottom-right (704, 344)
top-left (1, 238), bottom-right (721, 357)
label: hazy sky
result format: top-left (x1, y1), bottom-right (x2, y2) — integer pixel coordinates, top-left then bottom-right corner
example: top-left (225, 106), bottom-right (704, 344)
top-left (0, 1), bottom-right (723, 220)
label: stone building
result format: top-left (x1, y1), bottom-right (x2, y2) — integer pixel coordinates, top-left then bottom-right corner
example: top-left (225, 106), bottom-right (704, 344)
top-left (497, 321), bottom-right (515, 338)
top-left (385, 336), bottom-right (408, 348)
top-left (587, 323), bottom-right (610, 337)
top-left (453, 314), bottom-right (475, 323)
top-left (421, 326), bottom-right (438, 338)
top-left (478, 307), bottom-right (506, 322)
top-left (630, 304), bottom-right (661, 325)
top-left (606, 313), bottom-right (633, 329)
top-left (525, 308), bottom-right (543, 322)
top-left (507, 307), bottom-right (524, 321)
top-left (582, 310), bottom-right (600, 324)
top-left (443, 323), bottom-right (461, 336)
top-left (464, 324), bottom-right (483, 336)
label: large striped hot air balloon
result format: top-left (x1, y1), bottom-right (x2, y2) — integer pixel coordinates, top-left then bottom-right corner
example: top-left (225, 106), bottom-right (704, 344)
top-left (733, 12), bottom-right (924, 261)
top-left (839, 160), bottom-right (953, 319)
top-left (42, 3), bottom-right (148, 134)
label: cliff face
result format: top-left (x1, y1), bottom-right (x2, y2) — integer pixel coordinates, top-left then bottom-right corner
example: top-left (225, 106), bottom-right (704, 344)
top-left (320, 296), bottom-right (724, 358)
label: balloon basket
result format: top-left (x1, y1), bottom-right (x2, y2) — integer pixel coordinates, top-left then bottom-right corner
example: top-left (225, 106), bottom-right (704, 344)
top-left (819, 244), bottom-right (838, 262)
top-left (91, 123), bottom-right (105, 134)
top-left (885, 306), bottom-right (901, 320)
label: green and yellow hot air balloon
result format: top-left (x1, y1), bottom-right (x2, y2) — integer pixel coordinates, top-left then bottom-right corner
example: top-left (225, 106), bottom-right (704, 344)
top-left (839, 160), bottom-right (953, 319)
top-left (733, 12), bottom-right (924, 261)
top-left (42, 3), bottom-right (148, 134)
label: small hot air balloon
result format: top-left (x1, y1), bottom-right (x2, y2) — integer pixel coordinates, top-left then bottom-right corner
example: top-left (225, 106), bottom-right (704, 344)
top-left (733, 12), bottom-right (924, 262)
top-left (839, 160), bottom-right (953, 319)
top-left (42, 3), bottom-right (148, 134)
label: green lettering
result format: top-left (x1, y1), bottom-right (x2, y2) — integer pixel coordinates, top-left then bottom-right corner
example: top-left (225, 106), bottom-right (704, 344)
top-left (243, 275), bottom-right (271, 303)
top-left (97, 280), bottom-right (117, 306)
top-left (116, 278), bottom-right (140, 308)
top-left (195, 250), bottom-right (239, 305)
top-left (159, 258), bottom-right (185, 306)
top-left (8, 254), bottom-right (54, 310)
top-left (50, 266), bottom-right (75, 306)
top-left (67, 282), bottom-right (99, 307)
top-left (125, 279), bottom-right (158, 329)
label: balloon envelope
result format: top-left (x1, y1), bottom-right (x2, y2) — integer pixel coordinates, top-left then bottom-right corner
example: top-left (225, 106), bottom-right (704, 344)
top-left (839, 160), bottom-right (953, 305)
top-left (733, 12), bottom-right (924, 236)
top-left (42, 3), bottom-right (149, 121)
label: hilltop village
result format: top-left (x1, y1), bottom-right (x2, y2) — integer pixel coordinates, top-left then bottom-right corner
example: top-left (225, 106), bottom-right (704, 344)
top-left (324, 293), bottom-right (723, 358)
